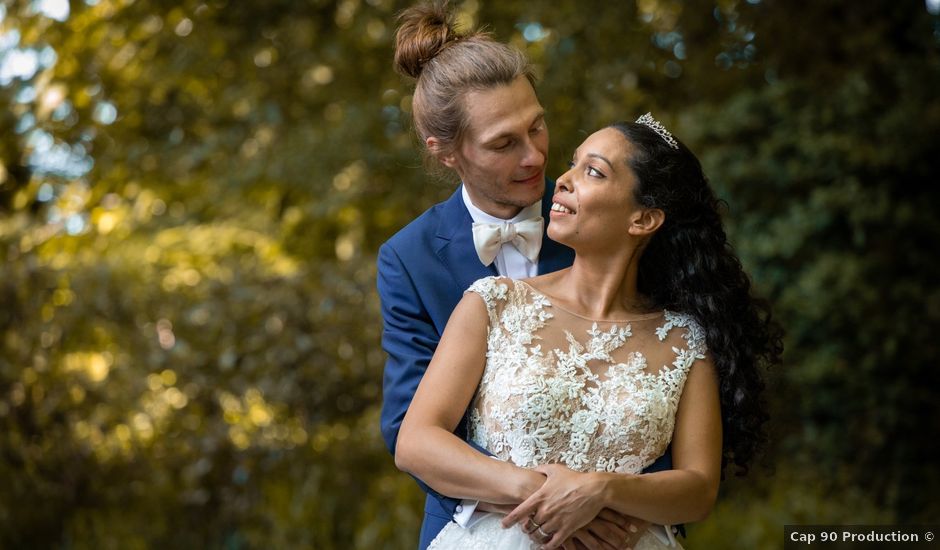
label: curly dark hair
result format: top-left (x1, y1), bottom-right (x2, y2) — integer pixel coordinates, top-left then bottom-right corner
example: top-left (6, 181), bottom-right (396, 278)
top-left (609, 120), bottom-right (784, 476)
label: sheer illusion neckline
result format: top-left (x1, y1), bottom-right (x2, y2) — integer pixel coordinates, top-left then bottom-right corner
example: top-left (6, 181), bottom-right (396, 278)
top-left (516, 280), bottom-right (664, 323)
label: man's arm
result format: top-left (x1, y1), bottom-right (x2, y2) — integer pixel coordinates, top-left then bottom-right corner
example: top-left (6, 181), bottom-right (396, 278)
top-left (379, 242), bottom-right (494, 518)
top-left (378, 242), bottom-right (436, 455)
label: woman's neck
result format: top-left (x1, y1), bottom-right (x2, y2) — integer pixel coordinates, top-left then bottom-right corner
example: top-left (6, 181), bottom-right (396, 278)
top-left (546, 247), bottom-right (653, 320)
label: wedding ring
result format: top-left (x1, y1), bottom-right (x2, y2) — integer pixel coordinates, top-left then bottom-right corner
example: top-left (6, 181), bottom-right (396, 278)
top-left (525, 516), bottom-right (541, 533)
top-left (537, 526), bottom-right (553, 539)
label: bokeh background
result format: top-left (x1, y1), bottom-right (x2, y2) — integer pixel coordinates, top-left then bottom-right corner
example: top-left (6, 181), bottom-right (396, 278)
top-left (1, 0), bottom-right (939, 548)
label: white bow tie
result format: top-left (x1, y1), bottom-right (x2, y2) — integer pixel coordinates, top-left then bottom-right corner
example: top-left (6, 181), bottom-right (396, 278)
top-left (471, 217), bottom-right (544, 266)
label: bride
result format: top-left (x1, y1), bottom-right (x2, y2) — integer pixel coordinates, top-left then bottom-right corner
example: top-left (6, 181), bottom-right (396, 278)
top-left (395, 115), bottom-right (782, 549)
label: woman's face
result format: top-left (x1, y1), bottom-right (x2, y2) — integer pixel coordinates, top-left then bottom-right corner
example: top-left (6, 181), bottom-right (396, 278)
top-left (547, 127), bottom-right (650, 252)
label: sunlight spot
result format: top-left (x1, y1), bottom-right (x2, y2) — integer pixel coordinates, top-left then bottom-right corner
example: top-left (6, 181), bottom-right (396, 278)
top-left (15, 112), bottom-right (35, 133)
top-left (39, 83), bottom-right (66, 116)
top-left (175, 18), bottom-right (193, 37)
top-left (65, 213), bottom-right (86, 235)
top-left (160, 369), bottom-right (177, 386)
top-left (519, 22), bottom-right (548, 42)
top-left (0, 48), bottom-right (39, 85)
top-left (38, 45), bottom-right (57, 67)
top-left (309, 64), bottom-right (334, 85)
top-left (35, 0), bottom-right (70, 22)
top-left (157, 318), bottom-right (175, 349)
top-left (38, 183), bottom-right (54, 202)
top-left (93, 101), bottom-right (117, 124)
top-left (254, 47), bottom-right (274, 67)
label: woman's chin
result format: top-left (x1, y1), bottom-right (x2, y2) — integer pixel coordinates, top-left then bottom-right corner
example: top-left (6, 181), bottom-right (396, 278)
top-left (546, 227), bottom-right (571, 247)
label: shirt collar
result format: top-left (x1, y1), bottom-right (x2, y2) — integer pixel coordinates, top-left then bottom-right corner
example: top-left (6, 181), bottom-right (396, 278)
top-left (461, 185), bottom-right (542, 225)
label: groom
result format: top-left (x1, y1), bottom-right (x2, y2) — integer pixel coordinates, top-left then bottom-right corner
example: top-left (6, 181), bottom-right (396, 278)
top-left (378, 6), bottom-right (676, 548)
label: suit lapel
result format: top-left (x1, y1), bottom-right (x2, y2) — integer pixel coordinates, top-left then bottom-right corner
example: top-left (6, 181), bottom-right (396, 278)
top-left (435, 188), bottom-right (498, 292)
top-left (435, 181), bottom-right (573, 287)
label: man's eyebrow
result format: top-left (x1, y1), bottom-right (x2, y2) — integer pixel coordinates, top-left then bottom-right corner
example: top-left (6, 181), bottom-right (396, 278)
top-left (481, 111), bottom-right (546, 144)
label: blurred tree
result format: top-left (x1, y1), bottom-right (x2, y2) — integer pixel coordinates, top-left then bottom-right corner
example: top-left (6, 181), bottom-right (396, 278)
top-left (0, 0), bottom-right (937, 548)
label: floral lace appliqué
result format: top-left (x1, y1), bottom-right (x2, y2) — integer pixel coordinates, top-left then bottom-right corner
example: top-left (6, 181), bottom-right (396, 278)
top-left (465, 276), bottom-right (707, 475)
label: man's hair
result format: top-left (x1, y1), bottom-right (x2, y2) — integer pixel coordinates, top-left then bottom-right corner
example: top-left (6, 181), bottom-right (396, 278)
top-left (394, 1), bottom-right (535, 161)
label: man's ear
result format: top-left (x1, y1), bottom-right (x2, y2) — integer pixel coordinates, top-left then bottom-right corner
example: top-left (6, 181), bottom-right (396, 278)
top-left (427, 137), bottom-right (458, 169)
top-left (627, 208), bottom-right (665, 236)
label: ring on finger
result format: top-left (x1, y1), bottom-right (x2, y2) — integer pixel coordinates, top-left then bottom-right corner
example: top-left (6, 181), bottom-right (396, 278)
top-left (536, 526), bottom-right (553, 539)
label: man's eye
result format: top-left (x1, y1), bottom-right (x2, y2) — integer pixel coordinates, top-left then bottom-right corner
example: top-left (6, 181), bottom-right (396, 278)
top-left (494, 141), bottom-right (512, 150)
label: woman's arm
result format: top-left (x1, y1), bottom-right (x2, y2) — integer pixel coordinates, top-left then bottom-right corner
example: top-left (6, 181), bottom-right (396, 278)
top-left (394, 292), bottom-right (545, 504)
top-left (598, 354), bottom-right (723, 523)
top-left (503, 355), bottom-right (722, 547)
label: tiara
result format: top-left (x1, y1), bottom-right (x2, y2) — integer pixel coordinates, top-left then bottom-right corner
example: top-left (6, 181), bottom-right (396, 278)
top-left (635, 112), bottom-right (679, 150)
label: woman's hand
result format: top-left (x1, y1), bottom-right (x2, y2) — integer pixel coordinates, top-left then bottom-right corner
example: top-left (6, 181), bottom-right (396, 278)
top-left (501, 464), bottom-right (615, 549)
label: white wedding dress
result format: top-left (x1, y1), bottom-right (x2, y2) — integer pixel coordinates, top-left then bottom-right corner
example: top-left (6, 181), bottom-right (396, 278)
top-left (428, 277), bottom-right (707, 550)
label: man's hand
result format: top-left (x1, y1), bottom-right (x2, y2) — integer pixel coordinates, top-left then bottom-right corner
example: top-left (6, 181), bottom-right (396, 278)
top-left (476, 501), bottom-right (517, 514)
top-left (560, 508), bottom-right (648, 550)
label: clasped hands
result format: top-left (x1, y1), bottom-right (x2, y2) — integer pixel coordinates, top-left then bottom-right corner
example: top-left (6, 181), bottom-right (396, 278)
top-left (481, 464), bottom-right (649, 550)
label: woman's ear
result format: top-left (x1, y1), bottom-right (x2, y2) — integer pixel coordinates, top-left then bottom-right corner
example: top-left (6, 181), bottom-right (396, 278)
top-left (628, 208), bottom-right (665, 236)
top-left (427, 137), bottom-right (458, 169)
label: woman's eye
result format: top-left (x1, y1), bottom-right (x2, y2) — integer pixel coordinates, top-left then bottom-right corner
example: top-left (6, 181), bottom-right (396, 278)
top-left (494, 141), bottom-right (512, 151)
top-left (567, 161), bottom-right (575, 169)
top-left (587, 166), bottom-right (604, 178)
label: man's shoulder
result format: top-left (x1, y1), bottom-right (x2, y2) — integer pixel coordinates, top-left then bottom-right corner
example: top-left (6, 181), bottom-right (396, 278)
top-left (381, 192), bottom-right (458, 254)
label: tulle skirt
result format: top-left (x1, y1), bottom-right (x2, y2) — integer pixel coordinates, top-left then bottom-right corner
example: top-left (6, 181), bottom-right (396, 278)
top-left (428, 513), bottom-right (682, 550)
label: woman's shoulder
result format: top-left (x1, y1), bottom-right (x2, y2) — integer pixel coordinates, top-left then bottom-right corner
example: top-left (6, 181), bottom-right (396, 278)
top-left (465, 276), bottom-right (549, 317)
top-left (657, 310), bottom-right (708, 355)
top-left (465, 275), bottom-right (521, 301)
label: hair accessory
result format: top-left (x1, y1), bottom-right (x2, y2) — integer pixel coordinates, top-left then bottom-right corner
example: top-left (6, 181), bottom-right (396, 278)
top-left (635, 112), bottom-right (679, 150)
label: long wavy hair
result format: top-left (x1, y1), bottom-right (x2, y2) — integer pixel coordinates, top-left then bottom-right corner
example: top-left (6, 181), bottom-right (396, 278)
top-left (610, 120), bottom-right (784, 476)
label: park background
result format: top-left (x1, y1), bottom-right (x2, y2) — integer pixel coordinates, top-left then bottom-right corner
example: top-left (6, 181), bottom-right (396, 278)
top-left (1, 0), bottom-right (939, 548)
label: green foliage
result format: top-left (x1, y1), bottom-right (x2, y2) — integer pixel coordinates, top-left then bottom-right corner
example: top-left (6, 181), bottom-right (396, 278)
top-left (1, 0), bottom-right (938, 547)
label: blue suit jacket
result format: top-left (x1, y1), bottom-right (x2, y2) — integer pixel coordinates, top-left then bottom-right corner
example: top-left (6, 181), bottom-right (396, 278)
top-left (378, 182), bottom-right (675, 549)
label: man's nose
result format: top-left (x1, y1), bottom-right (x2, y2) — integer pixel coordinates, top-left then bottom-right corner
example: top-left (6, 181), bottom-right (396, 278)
top-left (520, 137), bottom-right (545, 167)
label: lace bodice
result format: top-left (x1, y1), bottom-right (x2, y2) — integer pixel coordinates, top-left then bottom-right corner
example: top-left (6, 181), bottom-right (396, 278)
top-left (466, 276), bottom-right (707, 474)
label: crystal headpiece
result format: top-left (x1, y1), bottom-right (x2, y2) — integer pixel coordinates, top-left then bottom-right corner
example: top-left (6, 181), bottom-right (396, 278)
top-left (635, 112), bottom-right (679, 150)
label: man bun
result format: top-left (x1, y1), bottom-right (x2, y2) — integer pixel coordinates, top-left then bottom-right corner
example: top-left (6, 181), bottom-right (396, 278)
top-left (394, 1), bottom-right (460, 79)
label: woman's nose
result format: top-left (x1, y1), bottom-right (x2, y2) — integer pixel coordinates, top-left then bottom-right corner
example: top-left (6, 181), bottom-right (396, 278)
top-left (556, 167), bottom-right (574, 191)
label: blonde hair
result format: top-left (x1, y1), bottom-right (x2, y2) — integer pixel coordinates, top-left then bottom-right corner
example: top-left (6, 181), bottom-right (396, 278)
top-left (394, 1), bottom-right (535, 160)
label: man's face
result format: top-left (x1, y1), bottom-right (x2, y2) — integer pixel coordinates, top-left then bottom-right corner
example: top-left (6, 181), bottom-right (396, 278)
top-left (441, 76), bottom-right (549, 219)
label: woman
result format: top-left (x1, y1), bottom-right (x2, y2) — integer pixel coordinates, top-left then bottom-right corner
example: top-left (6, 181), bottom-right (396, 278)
top-left (395, 115), bottom-right (783, 549)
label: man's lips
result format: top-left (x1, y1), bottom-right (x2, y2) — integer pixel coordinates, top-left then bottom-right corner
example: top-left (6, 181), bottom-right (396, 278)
top-left (513, 171), bottom-right (543, 184)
